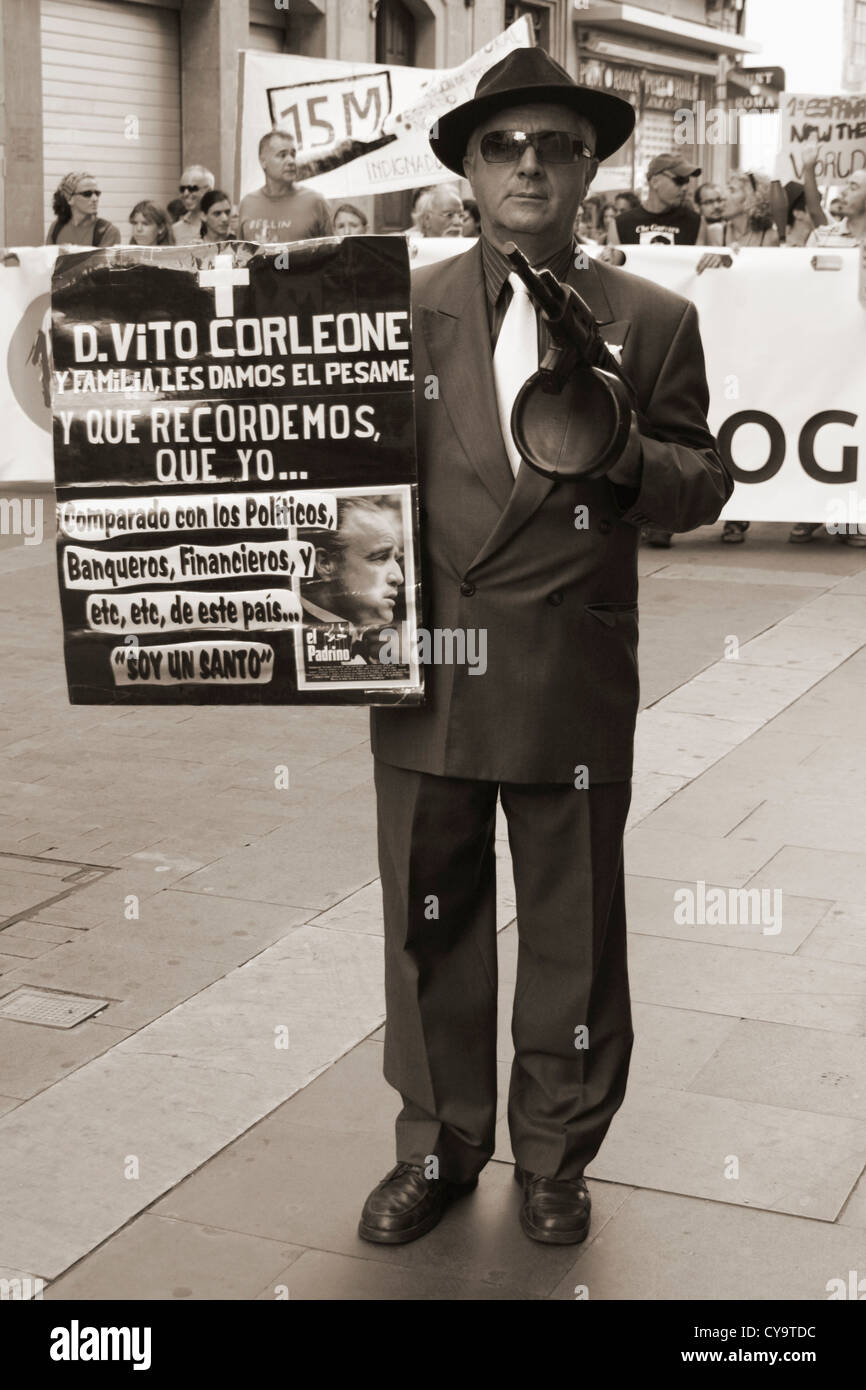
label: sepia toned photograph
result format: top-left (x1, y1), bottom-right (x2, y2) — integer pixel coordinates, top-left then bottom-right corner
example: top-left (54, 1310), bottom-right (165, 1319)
top-left (0, 0), bottom-right (863, 1361)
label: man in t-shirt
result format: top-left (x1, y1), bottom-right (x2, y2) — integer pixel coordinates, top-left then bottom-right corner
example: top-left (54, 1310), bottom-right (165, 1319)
top-left (611, 153), bottom-right (702, 246)
top-left (239, 130), bottom-right (333, 244)
top-left (807, 171), bottom-right (866, 247)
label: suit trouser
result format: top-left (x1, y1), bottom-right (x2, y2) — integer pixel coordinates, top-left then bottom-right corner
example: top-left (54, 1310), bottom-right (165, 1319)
top-left (374, 759), bottom-right (634, 1184)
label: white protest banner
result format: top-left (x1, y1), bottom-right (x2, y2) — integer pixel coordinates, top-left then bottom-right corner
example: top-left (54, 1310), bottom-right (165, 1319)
top-left (0, 246), bottom-right (59, 483)
top-left (6, 241), bottom-right (866, 527)
top-left (410, 239), bottom-right (866, 525)
top-left (236, 18), bottom-right (532, 201)
top-left (615, 245), bottom-right (866, 524)
top-left (775, 92), bottom-right (866, 186)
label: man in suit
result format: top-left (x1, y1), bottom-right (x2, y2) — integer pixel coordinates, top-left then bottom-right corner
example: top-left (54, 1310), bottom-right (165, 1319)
top-left (358, 48), bottom-right (733, 1247)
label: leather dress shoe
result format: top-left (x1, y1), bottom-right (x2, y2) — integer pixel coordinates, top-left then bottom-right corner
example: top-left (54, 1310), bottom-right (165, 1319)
top-left (514, 1164), bottom-right (591, 1245)
top-left (358, 1162), bottom-right (478, 1245)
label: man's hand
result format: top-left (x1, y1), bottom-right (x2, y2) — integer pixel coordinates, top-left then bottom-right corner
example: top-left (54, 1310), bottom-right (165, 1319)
top-left (801, 136), bottom-right (820, 171)
top-left (605, 415), bottom-right (642, 487)
top-left (696, 252), bottom-right (733, 274)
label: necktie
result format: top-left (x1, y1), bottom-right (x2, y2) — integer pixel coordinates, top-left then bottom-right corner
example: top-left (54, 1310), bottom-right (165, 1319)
top-left (492, 272), bottom-right (539, 477)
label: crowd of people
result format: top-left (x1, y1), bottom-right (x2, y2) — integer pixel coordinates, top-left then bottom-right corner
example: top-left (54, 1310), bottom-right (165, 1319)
top-left (46, 125), bottom-right (865, 552)
top-left (45, 130), bottom-right (483, 253)
top-left (571, 143), bottom-right (866, 551)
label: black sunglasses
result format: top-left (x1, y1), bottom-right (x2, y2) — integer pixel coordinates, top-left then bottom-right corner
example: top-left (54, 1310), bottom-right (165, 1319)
top-left (479, 130), bottom-right (595, 164)
top-left (179, 184), bottom-right (201, 193)
top-left (77, 189), bottom-right (101, 198)
top-left (665, 173), bottom-right (691, 186)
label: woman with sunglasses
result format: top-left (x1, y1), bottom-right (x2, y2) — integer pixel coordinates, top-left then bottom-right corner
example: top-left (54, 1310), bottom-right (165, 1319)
top-left (46, 173), bottom-right (121, 248)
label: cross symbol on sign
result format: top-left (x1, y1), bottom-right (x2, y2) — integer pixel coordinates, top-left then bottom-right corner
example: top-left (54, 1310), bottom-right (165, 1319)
top-left (198, 254), bottom-right (250, 317)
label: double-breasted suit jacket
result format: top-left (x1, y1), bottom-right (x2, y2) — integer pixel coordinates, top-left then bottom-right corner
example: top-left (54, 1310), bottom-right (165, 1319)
top-left (371, 241), bottom-right (733, 784)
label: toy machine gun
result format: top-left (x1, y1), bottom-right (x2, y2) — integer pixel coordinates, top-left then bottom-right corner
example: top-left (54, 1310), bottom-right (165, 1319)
top-left (504, 242), bottom-right (638, 481)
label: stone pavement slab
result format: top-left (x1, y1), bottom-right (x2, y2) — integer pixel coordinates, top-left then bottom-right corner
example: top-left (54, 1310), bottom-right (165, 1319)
top-left (0, 924), bottom-right (382, 1278)
top-left (748, 846), bottom-right (866, 903)
top-left (798, 901), bottom-right (866, 967)
top-left (623, 828), bottom-right (779, 886)
top-left (174, 787), bottom-right (379, 912)
top-left (584, 1086), bottom-right (866, 1220)
top-left (44, 1218), bottom-right (305, 1302)
top-left (0, 1017), bottom-right (131, 1101)
top-left (547, 1188), bottom-right (866, 1301)
top-left (627, 935), bottom-right (866, 1034)
top-left (625, 875), bottom-right (827, 955)
top-left (687, 1019), bottom-right (866, 1119)
top-left (254, 1247), bottom-right (535, 1300)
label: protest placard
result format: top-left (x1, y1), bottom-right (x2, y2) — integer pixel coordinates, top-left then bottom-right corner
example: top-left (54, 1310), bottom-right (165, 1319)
top-left (776, 92), bottom-right (866, 185)
top-left (51, 236), bottom-right (422, 704)
top-left (236, 17), bottom-right (532, 201)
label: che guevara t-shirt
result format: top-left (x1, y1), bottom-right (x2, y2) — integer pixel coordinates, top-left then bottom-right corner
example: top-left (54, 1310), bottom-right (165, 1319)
top-left (615, 204), bottom-right (702, 246)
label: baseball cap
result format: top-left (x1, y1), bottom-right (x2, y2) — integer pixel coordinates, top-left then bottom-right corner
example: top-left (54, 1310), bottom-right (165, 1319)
top-left (647, 153), bottom-right (701, 179)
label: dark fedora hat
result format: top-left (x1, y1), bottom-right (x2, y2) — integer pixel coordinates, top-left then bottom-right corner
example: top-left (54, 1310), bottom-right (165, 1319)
top-left (430, 47), bottom-right (636, 175)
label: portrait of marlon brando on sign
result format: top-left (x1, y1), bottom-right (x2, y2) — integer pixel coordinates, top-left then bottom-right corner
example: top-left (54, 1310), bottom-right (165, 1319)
top-left (295, 487), bottom-right (420, 688)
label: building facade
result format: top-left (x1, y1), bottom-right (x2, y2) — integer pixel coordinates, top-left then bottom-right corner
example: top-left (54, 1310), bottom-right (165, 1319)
top-left (843, 0), bottom-right (866, 90)
top-left (1, 0), bottom-right (761, 246)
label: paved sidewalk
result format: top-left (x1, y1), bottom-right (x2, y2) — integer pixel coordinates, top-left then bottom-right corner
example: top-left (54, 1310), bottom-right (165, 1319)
top-left (1, 516), bottom-right (865, 1299)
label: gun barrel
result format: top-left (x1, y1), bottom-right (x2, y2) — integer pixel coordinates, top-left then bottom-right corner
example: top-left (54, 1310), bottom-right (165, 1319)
top-left (503, 241), bottom-right (563, 317)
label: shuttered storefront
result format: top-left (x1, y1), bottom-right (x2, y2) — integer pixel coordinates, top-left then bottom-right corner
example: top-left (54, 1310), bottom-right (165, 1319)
top-left (41, 0), bottom-right (181, 240)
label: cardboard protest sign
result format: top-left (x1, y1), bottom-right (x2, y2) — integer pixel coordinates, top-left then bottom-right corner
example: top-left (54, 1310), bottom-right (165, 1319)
top-left (236, 18), bottom-right (532, 201)
top-left (51, 237), bottom-right (422, 704)
top-left (776, 92), bottom-right (866, 185)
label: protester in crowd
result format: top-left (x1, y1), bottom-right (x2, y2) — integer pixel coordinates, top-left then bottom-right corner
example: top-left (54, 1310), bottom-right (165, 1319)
top-left (779, 181), bottom-right (814, 246)
top-left (613, 190), bottom-right (641, 216)
top-left (574, 203), bottom-right (598, 242)
top-left (167, 196), bottom-right (186, 223)
top-left (461, 198), bottom-right (481, 237)
top-left (695, 182), bottom-right (724, 224)
top-left (359, 46), bottom-right (731, 1251)
top-left (129, 201), bottom-right (175, 246)
top-left (46, 173), bottom-right (121, 248)
top-left (601, 200), bottom-right (618, 241)
top-left (828, 193), bottom-right (845, 220)
top-left (808, 170), bottom-right (866, 247)
top-left (332, 202), bottom-right (368, 235)
top-left (199, 189), bottom-right (236, 243)
top-left (172, 165), bottom-right (214, 245)
top-left (417, 184), bottom-right (466, 237)
top-left (610, 153), bottom-right (703, 246)
top-left (238, 130), bottom-right (333, 243)
top-left (788, 167), bottom-right (866, 546)
top-left (707, 171), bottom-right (780, 250)
top-left (580, 191), bottom-right (604, 238)
top-left (402, 186), bottom-right (431, 238)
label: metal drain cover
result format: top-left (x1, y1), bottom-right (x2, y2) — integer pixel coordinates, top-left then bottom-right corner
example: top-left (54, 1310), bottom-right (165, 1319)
top-left (0, 987), bottom-right (110, 1028)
